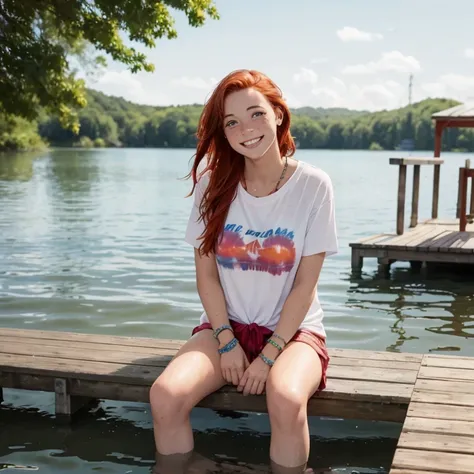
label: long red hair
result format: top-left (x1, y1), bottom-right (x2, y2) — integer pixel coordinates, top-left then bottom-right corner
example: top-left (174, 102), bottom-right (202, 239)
top-left (187, 69), bottom-right (296, 256)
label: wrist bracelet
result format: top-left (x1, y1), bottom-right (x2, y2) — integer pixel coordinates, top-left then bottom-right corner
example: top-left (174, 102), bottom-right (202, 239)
top-left (213, 324), bottom-right (233, 340)
top-left (259, 352), bottom-right (275, 367)
top-left (218, 337), bottom-right (238, 354)
top-left (267, 338), bottom-right (283, 352)
top-left (272, 333), bottom-right (287, 346)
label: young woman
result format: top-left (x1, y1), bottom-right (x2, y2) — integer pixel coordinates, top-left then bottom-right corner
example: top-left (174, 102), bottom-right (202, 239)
top-left (150, 69), bottom-right (338, 471)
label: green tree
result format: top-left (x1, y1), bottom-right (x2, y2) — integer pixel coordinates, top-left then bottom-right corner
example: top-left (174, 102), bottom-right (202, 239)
top-left (0, 0), bottom-right (219, 132)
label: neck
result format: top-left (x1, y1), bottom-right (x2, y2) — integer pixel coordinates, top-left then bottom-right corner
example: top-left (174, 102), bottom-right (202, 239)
top-left (243, 146), bottom-right (284, 184)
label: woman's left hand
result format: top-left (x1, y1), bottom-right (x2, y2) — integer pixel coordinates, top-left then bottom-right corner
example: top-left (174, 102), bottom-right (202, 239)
top-left (237, 356), bottom-right (271, 396)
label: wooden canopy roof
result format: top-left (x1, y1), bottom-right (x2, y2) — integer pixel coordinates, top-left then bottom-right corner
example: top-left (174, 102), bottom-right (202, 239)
top-left (432, 102), bottom-right (474, 128)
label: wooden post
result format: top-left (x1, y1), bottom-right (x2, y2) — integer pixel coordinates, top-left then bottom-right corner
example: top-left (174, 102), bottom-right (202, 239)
top-left (460, 168), bottom-right (467, 232)
top-left (55, 378), bottom-right (96, 423)
top-left (410, 165), bottom-right (420, 227)
top-left (351, 249), bottom-right (363, 270)
top-left (397, 164), bottom-right (407, 235)
top-left (457, 159), bottom-right (470, 218)
top-left (432, 122), bottom-right (443, 219)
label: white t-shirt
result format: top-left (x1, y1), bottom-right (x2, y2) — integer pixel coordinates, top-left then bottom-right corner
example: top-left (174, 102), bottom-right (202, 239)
top-left (185, 159), bottom-right (338, 338)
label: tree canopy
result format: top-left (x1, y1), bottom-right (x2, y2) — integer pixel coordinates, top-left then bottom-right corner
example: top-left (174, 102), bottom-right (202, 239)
top-left (34, 91), bottom-right (474, 153)
top-left (0, 0), bottom-right (218, 132)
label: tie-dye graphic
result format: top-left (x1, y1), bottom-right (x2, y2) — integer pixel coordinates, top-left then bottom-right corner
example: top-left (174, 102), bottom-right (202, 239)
top-left (216, 224), bottom-right (296, 276)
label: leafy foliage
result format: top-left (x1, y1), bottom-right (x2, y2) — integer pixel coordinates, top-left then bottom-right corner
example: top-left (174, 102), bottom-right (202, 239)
top-left (5, 90), bottom-right (474, 152)
top-left (0, 0), bottom-right (218, 131)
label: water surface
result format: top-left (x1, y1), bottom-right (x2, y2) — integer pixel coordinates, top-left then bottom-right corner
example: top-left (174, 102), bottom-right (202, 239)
top-left (1, 148), bottom-right (473, 473)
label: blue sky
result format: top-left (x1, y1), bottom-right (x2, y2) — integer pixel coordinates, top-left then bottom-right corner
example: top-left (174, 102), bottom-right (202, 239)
top-left (86, 0), bottom-right (474, 111)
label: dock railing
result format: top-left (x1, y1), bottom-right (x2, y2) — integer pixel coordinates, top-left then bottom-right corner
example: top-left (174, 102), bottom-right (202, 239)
top-left (389, 157), bottom-right (444, 235)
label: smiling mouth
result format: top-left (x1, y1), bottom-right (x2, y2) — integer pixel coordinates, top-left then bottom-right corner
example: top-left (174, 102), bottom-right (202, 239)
top-left (241, 136), bottom-right (263, 148)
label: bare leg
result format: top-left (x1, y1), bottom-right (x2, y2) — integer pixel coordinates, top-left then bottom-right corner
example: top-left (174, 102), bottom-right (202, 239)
top-left (266, 341), bottom-right (323, 468)
top-left (149, 329), bottom-right (226, 455)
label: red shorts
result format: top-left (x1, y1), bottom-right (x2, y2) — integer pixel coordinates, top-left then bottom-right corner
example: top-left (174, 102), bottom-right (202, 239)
top-left (192, 320), bottom-right (330, 391)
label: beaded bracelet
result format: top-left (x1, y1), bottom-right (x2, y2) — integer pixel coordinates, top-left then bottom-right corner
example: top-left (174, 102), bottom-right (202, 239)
top-left (213, 324), bottom-right (233, 340)
top-left (259, 353), bottom-right (275, 367)
top-left (272, 333), bottom-right (287, 346)
top-left (218, 337), bottom-right (238, 354)
top-left (267, 338), bottom-right (283, 352)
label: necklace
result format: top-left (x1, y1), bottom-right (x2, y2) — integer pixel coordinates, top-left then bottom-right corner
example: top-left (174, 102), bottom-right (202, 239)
top-left (243, 156), bottom-right (289, 197)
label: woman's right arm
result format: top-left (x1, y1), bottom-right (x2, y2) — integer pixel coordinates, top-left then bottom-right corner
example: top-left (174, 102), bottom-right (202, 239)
top-left (194, 248), bottom-right (249, 385)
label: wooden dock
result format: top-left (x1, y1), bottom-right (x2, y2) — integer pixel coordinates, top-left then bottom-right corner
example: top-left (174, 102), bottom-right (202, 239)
top-left (1, 328), bottom-right (474, 473)
top-left (350, 218), bottom-right (474, 272)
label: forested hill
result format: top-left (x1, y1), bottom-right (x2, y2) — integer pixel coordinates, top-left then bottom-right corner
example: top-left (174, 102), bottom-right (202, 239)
top-left (4, 89), bottom-right (474, 152)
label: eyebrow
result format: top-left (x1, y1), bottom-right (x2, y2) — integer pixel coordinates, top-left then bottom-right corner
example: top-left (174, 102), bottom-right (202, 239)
top-left (224, 105), bottom-right (263, 120)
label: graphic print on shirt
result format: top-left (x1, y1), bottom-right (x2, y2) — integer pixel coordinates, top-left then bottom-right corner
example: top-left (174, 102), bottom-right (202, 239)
top-left (216, 223), bottom-right (296, 276)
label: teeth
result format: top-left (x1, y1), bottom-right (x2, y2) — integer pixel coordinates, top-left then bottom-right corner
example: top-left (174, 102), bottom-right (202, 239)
top-left (243, 137), bottom-right (261, 146)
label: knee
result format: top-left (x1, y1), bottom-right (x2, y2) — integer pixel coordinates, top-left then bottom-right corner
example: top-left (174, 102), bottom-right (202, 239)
top-left (266, 378), bottom-right (307, 430)
top-left (149, 377), bottom-right (190, 424)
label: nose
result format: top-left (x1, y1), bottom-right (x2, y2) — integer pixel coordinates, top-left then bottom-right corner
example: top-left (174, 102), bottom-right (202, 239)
top-left (240, 122), bottom-right (254, 135)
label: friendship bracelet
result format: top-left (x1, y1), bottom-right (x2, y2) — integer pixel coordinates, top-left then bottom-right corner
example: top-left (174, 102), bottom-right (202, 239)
top-left (259, 353), bottom-right (275, 367)
top-left (218, 337), bottom-right (238, 354)
top-left (213, 324), bottom-right (233, 340)
top-left (267, 338), bottom-right (283, 352)
top-left (272, 333), bottom-right (287, 346)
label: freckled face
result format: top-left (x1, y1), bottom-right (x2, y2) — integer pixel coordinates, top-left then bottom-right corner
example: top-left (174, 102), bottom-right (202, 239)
top-left (223, 88), bottom-right (282, 160)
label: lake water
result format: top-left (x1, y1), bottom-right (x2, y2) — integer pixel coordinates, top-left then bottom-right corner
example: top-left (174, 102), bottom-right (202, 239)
top-left (1, 148), bottom-right (473, 473)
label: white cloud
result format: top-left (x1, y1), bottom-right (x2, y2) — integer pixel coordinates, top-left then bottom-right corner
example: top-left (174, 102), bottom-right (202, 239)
top-left (170, 76), bottom-right (218, 89)
top-left (465, 48), bottom-right (474, 59)
top-left (336, 26), bottom-right (383, 42)
top-left (310, 58), bottom-right (329, 65)
top-left (421, 74), bottom-right (474, 101)
top-left (293, 68), bottom-right (319, 86)
top-left (290, 72), bottom-right (407, 111)
top-left (88, 70), bottom-right (167, 105)
top-left (342, 51), bottom-right (421, 75)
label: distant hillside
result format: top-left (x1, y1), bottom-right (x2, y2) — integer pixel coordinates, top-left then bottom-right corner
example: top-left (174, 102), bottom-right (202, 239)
top-left (291, 106), bottom-right (368, 119)
top-left (3, 88), bottom-right (473, 152)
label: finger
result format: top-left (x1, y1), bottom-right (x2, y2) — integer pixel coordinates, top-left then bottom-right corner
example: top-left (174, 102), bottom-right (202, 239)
top-left (244, 355), bottom-right (250, 369)
top-left (225, 369), bottom-right (232, 384)
top-left (237, 372), bottom-right (248, 392)
top-left (256, 380), bottom-right (265, 395)
top-left (243, 377), bottom-right (254, 396)
top-left (231, 368), bottom-right (239, 386)
top-left (249, 378), bottom-right (260, 395)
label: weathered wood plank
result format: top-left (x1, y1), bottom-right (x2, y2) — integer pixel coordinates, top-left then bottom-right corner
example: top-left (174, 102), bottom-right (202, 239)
top-left (398, 431), bottom-right (474, 455)
top-left (0, 327), bottom-right (185, 349)
top-left (0, 353), bottom-right (414, 403)
top-left (411, 389), bottom-right (474, 407)
top-left (423, 355), bottom-right (474, 370)
top-left (402, 417), bottom-right (474, 437)
top-left (0, 371), bottom-right (408, 422)
top-left (0, 336), bottom-right (422, 370)
top-left (390, 158), bottom-right (445, 166)
top-left (328, 347), bottom-right (422, 363)
top-left (408, 402), bottom-right (474, 422)
top-left (392, 448), bottom-right (474, 473)
top-left (418, 365), bottom-right (474, 382)
top-left (0, 342), bottom-right (418, 384)
top-left (390, 470), bottom-right (453, 474)
top-left (415, 378), bottom-right (474, 394)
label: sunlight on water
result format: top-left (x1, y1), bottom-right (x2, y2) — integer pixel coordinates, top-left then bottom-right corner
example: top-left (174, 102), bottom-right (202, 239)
top-left (1, 148), bottom-right (473, 473)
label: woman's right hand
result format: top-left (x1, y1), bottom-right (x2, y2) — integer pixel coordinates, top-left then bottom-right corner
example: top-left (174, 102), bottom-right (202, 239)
top-left (218, 333), bottom-right (249, 385)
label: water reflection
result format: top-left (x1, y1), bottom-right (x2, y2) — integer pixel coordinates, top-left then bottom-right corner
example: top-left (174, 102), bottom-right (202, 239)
top-left (0, 152), bottom-right (45, 182)
top-left (1, 401), bottom-right (394, 474)
top-left (347, 265), bottom-right (474, 354)
top-left (46, 149), bottom-right (101, 196)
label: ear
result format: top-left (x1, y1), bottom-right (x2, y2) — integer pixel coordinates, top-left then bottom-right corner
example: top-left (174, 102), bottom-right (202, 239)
top-left (275, 107), bottom-right (284, 125)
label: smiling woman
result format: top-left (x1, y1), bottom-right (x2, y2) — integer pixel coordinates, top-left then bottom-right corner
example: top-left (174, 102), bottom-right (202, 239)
top-left (149, 69), bottom-right (338, 472)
